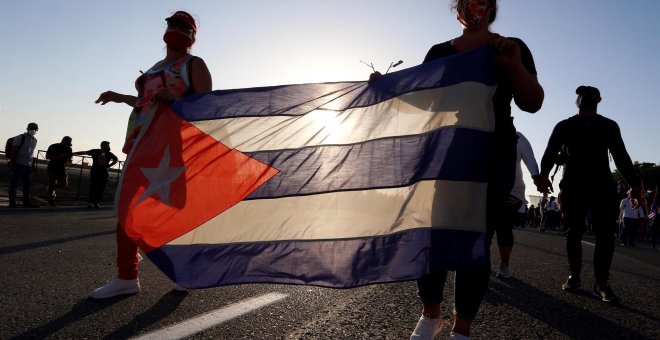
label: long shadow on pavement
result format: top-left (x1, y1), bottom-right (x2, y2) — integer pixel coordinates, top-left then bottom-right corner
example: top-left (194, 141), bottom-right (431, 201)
top-left (10, 292), bottom-right (188, 339)
top-left (103, 291), bottom-right (189, 339)
top-left (487, 277), bottom-right (651, 339)
top-left (0, 230), bottom-right (114, 255)
top-left (10, 297), bottom-right (131, 339)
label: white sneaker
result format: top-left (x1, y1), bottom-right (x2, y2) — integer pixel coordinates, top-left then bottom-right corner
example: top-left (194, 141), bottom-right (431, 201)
top-left (410, 316), bottom-right (445, 340)
top-left (172, 282), bottom-right (188, 292)
top-left (496, 265), bottom-right (511, 278)
top-left (90, 278), bottom-right (140, 299)
top-left (449, 331), bottom-right (469, 340)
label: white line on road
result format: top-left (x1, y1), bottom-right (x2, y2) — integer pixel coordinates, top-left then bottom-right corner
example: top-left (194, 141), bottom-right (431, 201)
top-left (131, 292), bottom-right (288, 340)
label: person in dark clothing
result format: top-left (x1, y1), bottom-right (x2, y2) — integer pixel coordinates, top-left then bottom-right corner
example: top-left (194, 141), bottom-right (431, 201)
top-left (73, 141), bottom-right (118, 208)
top-left (371, 1), bottom-right (543, 338)
top-left (536, 85), bottom-right (640, 304)
top-left (46, 136), bottom-right (73, 206)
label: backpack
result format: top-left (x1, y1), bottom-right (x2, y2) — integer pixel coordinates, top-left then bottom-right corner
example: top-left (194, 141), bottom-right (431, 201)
top-left (5, 135), bottom-right (25, 159)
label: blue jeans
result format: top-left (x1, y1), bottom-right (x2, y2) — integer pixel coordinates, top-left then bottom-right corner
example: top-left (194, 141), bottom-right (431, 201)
top-left (9, 164), bottom-right (33, 205)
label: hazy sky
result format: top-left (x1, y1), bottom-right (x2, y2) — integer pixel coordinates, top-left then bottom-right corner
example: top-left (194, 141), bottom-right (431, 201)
top-left (1, 0), bottom-right (659, 201)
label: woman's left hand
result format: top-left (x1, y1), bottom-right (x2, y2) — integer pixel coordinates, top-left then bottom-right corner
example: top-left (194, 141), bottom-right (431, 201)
top-left (492, 36), bottom-right (522, 70)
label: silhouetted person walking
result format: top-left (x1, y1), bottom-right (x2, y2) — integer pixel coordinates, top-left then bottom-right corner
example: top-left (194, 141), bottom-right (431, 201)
top-left (536, 85), bottom-right (640, 304)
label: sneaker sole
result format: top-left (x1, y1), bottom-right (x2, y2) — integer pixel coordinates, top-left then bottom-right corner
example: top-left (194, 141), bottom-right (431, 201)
top-left (90, 287), bottom-right (140, 299)
top-left (592, 292), bottom-right (619, 304)
top-left (561, 286), bottom-right (582, 293)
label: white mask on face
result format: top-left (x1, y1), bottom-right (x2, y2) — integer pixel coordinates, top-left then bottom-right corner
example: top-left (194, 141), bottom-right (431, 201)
top-left (28, 130), bottom-right (37, 136)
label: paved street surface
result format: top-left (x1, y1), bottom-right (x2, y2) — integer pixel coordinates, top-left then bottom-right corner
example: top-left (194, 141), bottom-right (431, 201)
top-left (1, 207), bottom-right (659, 340)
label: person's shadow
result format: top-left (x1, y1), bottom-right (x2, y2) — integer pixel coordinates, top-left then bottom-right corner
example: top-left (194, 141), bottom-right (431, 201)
top-left (486, 276), bottom-right (654, 339)
top-left (11, 291), bottom-right (188, 339)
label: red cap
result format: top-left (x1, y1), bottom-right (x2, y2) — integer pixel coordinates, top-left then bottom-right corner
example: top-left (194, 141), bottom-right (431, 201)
top-left (166, 11), bottom-right (197, 32)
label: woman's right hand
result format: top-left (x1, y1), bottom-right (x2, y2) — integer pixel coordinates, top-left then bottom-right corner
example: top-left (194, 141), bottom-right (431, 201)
top-left (368, 71), bottom-right (382, 85)
top-left (95, 91), bottom-right (122, 105)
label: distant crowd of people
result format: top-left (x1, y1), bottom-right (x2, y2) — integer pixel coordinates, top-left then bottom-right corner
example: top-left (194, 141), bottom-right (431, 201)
top-left (518, 189), bottom-right (658, 248)
top-left (5, 124), bottom-right (118, 208)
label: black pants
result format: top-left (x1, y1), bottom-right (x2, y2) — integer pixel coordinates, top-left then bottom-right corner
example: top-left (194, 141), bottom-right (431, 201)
top-left (417, 133), bottom-right (517, 320)
top-left (559, 179), bottom-right (618, 284)
top-left (89, 169), bottom-right (108, 204)
top-left (620, 217), bottom-right (640, 246)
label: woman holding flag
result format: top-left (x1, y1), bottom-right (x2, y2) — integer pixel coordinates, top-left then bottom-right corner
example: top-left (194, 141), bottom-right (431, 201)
top-left (91, 10), bottom-right (212, 299)
top-left (408, 0), bottom-right (544, 339)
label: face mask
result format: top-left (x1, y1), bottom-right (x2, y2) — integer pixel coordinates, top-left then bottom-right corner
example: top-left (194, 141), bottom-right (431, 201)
top-left (457, 0), bottom-right (490, 27)
top-left (575, 96), bottom-right (582, 108)
top-left (28, 130), bottom-right (37, 136)
top-left (163, 31), bottom-right (193, 51)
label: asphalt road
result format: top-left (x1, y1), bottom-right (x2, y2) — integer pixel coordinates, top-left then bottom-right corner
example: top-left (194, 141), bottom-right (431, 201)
top-left (1, 207), bottom-right (659, 339)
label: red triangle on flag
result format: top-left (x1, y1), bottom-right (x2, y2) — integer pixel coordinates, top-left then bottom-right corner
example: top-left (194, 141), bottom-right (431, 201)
top-left (118, 107), bottom-right (279, 252)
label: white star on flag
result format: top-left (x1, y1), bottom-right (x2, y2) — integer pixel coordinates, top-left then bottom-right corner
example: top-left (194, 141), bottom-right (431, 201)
top-left (136, 144), bottom-right (186, 207)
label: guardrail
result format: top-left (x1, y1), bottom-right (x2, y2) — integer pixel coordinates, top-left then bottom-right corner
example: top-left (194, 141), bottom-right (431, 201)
top-left (0, 150), bottom-right (124, 207)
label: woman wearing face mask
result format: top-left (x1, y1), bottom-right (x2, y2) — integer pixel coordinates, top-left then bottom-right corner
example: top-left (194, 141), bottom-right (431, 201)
top-left (410, 1), bottom-right (544, 339)
top-left (91, 11), bottom-right (212, 299)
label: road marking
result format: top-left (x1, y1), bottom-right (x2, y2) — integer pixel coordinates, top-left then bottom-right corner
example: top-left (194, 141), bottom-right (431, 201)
top-left (131, 292), bottom-right (288, 340)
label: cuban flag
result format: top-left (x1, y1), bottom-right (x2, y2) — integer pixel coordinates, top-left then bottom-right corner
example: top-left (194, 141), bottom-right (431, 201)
top-left (117, 47), bottom-right (497, 289)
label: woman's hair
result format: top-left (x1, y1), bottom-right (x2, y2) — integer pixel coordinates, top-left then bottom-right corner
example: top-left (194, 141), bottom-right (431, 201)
top-left (451, 0), bottom-right (498, 24)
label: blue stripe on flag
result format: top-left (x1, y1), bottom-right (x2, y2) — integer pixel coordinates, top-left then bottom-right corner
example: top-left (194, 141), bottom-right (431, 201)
top-left (171, 47), bottom-right (497, 121)
top-left (246, 127), bottom-right (493, 199)
top-left (148, 229), bottom-right (487, 289)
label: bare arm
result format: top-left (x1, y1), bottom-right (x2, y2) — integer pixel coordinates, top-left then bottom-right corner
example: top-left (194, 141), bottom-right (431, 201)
top-left (510, 67), bottom-right (544, 113)
top-left (108, 154), bottom-right (119, 168)
top-left (492, 37), bottom-right (544, 113)
top-left (72, 150), bottom-right (90, 156)
top-left (609, 122), bottom-right (640, 189)
top-left (518, 133), bottom-right (540, 176)
top-left (95, 91), bottom-right (138, 107)
top-left (190, 56), bottom-right (212, 94)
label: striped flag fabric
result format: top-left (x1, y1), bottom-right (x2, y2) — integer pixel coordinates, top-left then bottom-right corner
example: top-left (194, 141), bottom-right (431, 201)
top-left (118, 47), bottom-right (497, 289)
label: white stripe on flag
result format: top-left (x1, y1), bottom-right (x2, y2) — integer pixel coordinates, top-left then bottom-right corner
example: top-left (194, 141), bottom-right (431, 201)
top-left (167, 180), bottom-right (487, 246)
top-left (193, 82), bottom-right (496, 153)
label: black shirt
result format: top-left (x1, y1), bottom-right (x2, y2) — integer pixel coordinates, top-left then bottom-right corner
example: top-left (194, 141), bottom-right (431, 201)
top-left (86, 149), bottom-right (118, 171)
top-left (46, 143), bottom-right (73, 170)
top-left (423, 38), bottom-right (537, 141)
top-left (540, 114), bottom-right (640, 187)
